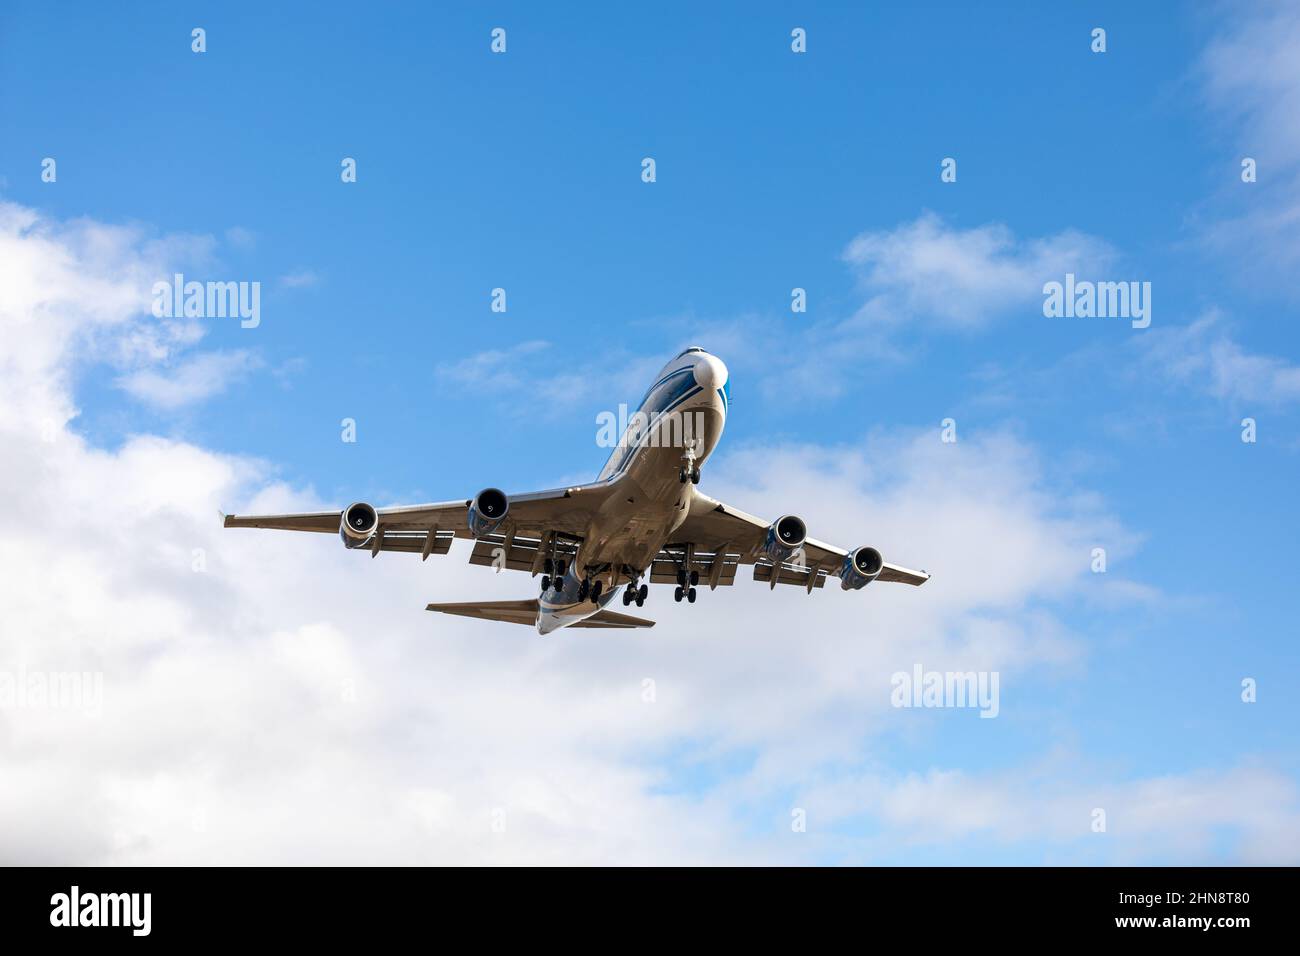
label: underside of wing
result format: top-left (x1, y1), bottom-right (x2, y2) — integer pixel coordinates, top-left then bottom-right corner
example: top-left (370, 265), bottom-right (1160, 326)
top-left (671, 492), bottom-right (930, 591)
top-left (878, 563), bottom-right (931, 586)
top-left (223, 482), bottom-right (616, 563)
top-left (222, 510), bottom-right (342, 532)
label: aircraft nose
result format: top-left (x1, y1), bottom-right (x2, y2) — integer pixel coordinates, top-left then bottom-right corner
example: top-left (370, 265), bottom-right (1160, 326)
top-left (693, 354), bottom-right (728, 390)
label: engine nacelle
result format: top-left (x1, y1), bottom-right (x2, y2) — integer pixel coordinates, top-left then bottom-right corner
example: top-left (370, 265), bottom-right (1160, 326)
top-left (467, 487), bottom-right (509, 538)
top-left (340, 501), bottom-right (379, 549)
top-left (762, 514), bottom-right (807, 563)
top-left (839, 546), bottom-right (884, 590)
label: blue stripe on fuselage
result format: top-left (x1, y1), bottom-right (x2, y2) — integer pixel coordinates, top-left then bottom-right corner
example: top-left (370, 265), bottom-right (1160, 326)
top-left (601, 368), bottom-right (705, 479)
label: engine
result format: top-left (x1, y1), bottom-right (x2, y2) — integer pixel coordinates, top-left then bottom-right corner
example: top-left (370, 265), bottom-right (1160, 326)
top-left (467, 487), bottom-right (509, 538)
top-left (839, 546), bottom-right (884, 590)
top-left (339, 501), bottom-right (379, 549)
top-left (762, 514), bottom-right (807, 563)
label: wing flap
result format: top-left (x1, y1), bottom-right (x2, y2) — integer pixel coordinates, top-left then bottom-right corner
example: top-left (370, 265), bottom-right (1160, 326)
top-left (753, 561), bottom-right (829, 588)
top-left (467, 533), bottom-right (582, 573)
top-left (647, 550), bottom-right (740, 587)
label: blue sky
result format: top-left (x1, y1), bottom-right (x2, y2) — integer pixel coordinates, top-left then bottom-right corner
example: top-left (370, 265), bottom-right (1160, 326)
top-left (2, 1), bottom-right (1298, 864)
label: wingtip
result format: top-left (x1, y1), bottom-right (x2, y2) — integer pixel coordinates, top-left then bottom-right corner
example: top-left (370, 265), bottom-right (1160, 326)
top-left (222, 513), bottom-right (235, 528)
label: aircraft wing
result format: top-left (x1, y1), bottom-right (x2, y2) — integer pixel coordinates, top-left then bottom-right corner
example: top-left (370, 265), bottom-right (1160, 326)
top-left (666, 491), bottom-right (930, 591)
top-left (223, 482), bottom-right (615, 559)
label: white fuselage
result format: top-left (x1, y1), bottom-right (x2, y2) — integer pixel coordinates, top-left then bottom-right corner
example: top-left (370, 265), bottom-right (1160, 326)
top-left (536, 349), bottom-right (729, 633)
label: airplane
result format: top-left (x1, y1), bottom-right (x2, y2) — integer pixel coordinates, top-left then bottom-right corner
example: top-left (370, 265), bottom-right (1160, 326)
top-left (223, 347), bottom-right (930, 633)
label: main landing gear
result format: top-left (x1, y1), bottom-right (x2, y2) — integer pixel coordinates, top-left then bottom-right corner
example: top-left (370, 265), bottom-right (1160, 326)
top-left (541, 558), bottom-right (567, 594)
top-left (678, 466), bottom-right (700, 484)
top-left (578, 577), bottom-right (603, 604)
top-left (621, 573), bottom-right (648, 608)
top-left (674, 568), bottom-right (698, 603)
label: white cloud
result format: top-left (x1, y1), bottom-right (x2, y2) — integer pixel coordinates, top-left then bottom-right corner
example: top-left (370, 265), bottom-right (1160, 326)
top-left (796, 763), bottom-right (1300, 864)
top-left (2, 200), bottom-right (1295, 864)
top-left (1199, 1), bottom-right (1300, 270)
top-left (705, 214), bottom-right (1117, 401)
top-left (116, 349), bottom-right (263, 409)
top-left (433, 341), bottom-right (658, 413)
top-left (1202, 2), bottom-right (1300, 166)
top-left (0, 201), bottom-right (216, 432)
top-left (224, 226), bottom-right (256, 251)
top-left (278, 270), bottom-right (319, 289)
top-left (433, 340), bottom-right (550, 392)
top-left (841, 212), bottom-right (1115, 331)
top-left (1141, 312), bottom-right (1300, 406)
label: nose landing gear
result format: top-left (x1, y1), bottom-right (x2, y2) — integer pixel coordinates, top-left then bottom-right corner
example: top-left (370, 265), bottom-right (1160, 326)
top-left (678, 442), bottom-right (701, 484)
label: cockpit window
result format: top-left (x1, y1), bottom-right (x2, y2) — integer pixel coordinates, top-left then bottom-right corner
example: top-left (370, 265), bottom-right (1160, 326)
top-left (673, 346), bottom-right (707, 359)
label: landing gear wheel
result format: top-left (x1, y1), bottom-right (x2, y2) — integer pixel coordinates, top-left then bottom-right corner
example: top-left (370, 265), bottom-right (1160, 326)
top-left (543, 558), bottom-right (554, 575)
top-left (678, 467), bottom-right (688, 484)
top-left (674, 586), bottom-right (684, 603)
top-left (636, 584), bottom-right (647, 607)
top-left (555, 560), bottom-right (567, 577)
top-left (578, 579), bottom-right (591, 601)
top-left (689, 570), bottom-right (699, 586)
top-left (552, 575), bottom-right (564, 592)
top-left (622, 587), bottom-right (633, 606)
top-left (541, 575), bottom-right (551, 591)
top-left (676, 570), bottom-right (687, 587)
top-left (590, 580), bottom-right (603, 603)
top-left (690, 468), bottom-right (700, 484)
top-left (687, 587), bottom-right (697, 603)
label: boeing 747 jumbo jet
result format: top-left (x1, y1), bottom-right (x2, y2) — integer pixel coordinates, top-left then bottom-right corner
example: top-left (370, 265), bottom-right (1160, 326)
top-left (224, 348), bottom-right (930, 633)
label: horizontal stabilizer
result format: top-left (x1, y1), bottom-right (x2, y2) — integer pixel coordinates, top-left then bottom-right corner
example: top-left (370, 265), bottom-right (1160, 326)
top-left (425, 600), bottom-right (655, 629)
top-left (426, 599), bottom-right (539, 626)
top-left (576, 608), bottom-right (655, 629)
